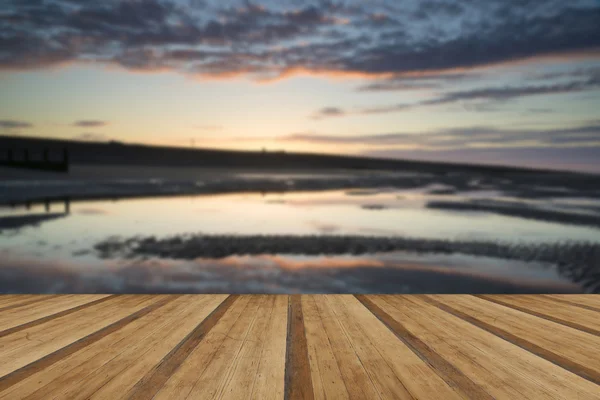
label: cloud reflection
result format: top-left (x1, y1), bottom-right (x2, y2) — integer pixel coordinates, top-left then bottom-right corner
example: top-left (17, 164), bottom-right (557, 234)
top-left (0, 253), bottom-right (579, 294)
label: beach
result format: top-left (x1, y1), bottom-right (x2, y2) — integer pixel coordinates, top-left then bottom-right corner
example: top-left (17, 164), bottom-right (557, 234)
top-left (1, 162), bottom-right (599, 294)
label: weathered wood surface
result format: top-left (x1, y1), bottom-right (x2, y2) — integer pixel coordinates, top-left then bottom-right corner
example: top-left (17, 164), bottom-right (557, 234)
top-left (0, 295), bottom-right (598, 399)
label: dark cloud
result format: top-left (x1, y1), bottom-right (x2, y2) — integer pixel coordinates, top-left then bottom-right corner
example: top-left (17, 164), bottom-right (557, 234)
top-left (312, 107), bottom-right (346, 119)
top-left (358, 81), bottom-right (440, 92)
top-left (282, 121), bottom-right (600, 150)
top-left (357, 72), bottom-right (480, 92)
top-left (0, 0), bottom-right (598, 80)
top-left (412, 0), bottom-right (464, 19)
top-left (365, 146), bottom-right (600, 174)
top-left (72, 120), bottom-right (108, 128)
top-left (315, 70), bottom-right (600, 118)
top-left (0, 120), bottom-right (33, 129)
top-left (422, 77), bottom-right (600, 106)
top-left (528, 66), bottom-right (600, 82)
top-left (342, 7), bottom-right (600, 75)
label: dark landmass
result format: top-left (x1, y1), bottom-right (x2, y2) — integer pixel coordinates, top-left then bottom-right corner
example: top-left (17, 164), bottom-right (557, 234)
top-left (93, 234), bottom-right (600, 292)
top-left (2, 135), bottom-right (600, 207)
top-left (0, 135), bottom-right (593, 176)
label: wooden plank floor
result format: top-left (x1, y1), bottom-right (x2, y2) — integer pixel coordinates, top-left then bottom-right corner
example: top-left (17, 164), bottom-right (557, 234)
top-left (0, 295), bottom-right (598, 399)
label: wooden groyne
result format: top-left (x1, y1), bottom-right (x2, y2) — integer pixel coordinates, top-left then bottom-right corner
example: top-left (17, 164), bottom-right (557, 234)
top-left (0, 147), bottom-right (69, 172)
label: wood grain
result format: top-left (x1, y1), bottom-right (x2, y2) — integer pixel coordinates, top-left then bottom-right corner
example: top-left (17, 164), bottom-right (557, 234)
top-left (285, 295), bottom-right (314, 400)
top-left (0, 295), bottom-right (114, 336)
top-left (127, 294), bottom-right (235, 400)
top-left (423, 295), bottom-right (600, 387)
top-left (356, 295), bottom-right (492, 400)
top-left (0, 295), bottom-right (598, 400)
top-left (477, 295), bottom-right (600, 336)
top-left (0, 295), bottom-right (173, 393)
top-left (540, 295), bottom-right (600, 313)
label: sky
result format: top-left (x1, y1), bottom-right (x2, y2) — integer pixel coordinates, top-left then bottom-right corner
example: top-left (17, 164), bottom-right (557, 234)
top-left (1, 0), bottom-right (600, 172)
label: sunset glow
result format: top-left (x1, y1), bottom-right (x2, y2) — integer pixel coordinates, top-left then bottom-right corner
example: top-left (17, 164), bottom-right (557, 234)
top-left (1, 0), bottom-right (600, 172)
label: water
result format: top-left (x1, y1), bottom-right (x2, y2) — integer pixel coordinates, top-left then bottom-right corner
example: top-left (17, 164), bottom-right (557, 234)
top-left (1, 184), bottom-right (598, 293)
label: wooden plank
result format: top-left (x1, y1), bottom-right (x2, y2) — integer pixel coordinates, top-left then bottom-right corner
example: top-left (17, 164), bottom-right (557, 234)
top-left (477, 295), bottom-right (600, 336)
top-left (312, 296), bottom-right (381, 400)
top-left (152, 295), bottom-right (253, 399)
top-left (0, 295), bottom-right (184, 399)
top-left (36, 295), bottom-right (228, 400)
top-left (250, 296), bottom-right (288, 400)
top-left (220, 296), bottom-right (284, 400)
top-left (0, 296), bottom-right (25, 307)
top-left (0, 295), bottom-right (173, 393)
top-left (544, 295), bottom-right (600, 309)
top-left (426, 295), bottom-right (600, 385)
top-left (285, 295), bottom-right (314, 400)
top-left (376, 295), bottom-right (600, 399)
top-left (0, 296), bottom-right (45, 308)
top-left (0, 295), bottom-right (79, 321)
top-left (302, 296), bottom-right (349, 400)
top-left (323, 295), bottom-right (413, 399)
top-left (326, 295), bottom-right (464, 399)
top-left (87, 295), bottom-right (228, 399)
top-left (125, 295), bottom-right (235, 400)
top-left (0, 295), bottom-right (158, 378)
top-left (166, 295), bottom-right (263, 400)
top-left (356, 295), bottom-right (492, 400)
top-left (0, 295), bottom-right (113, 335)
top-left (0, 295), bottom-right (71, 315)
top-left (0, 294), bottom-right (599, 399)
top-left (0, 297), bottom-right (51, 312)
top-left (8, 295), bottom-right (184, 399)
top-left (540, 295), bottom-right (600, 313)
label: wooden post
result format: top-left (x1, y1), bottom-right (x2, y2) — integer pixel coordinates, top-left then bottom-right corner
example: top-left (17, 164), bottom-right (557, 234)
top-left (45, 199), bottom-right (50, 213)
top-left (65, 197), bottom-right (70, 214)
top-left (63, 147), bottom-right (70, 172)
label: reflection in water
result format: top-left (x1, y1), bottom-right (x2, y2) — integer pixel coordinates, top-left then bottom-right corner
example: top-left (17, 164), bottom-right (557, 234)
top-left (0, 213), bottom-right (67, 231)
top-left (1, 184), bottom-right (599, 294)
top-left (427, 200), bottom-right (600, 228)
top-left (92, 234), bottom-right (600, 292)
top-left (0, 252), bottom-right (579, 294)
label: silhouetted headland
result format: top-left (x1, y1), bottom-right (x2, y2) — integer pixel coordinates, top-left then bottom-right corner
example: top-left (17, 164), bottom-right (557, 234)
top-left (0, 135), bottom-right (591, 176)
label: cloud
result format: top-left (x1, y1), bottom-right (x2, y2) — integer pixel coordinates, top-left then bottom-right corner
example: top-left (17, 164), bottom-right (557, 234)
top-left (72, 120), bottom-right (108, 128)
top-left (314, 69), bottom-right (600, 118)
top-left (0, 120), bottom-right (32, 129)
top-left (1, 0), bottom-right (598, 81)
top-left (311, 107), bottom-right (346, 119)
top-left (357, 72), bottom-right (482, 92)
top-left (527, 108), bottom-right (555, 114)
top-left (341, 7), bottom-right (600, 76)
top-left (364, 146), bottom-right (600, 174)
top-left (280, 121), bottom-right (600, 150)
top-left (421, 77), bottom-right (600, 106)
